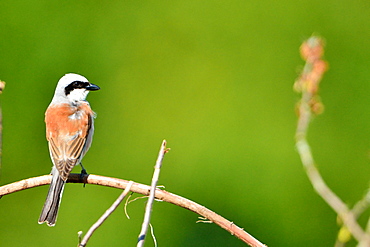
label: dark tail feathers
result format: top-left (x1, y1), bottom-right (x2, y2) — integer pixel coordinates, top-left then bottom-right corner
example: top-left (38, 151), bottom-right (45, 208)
top-left (38, 174), bottom-right (65, 226)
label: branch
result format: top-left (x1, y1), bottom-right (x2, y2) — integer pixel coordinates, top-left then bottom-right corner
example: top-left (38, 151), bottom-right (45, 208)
top-left (78, 180), bottom-right (134, 247)
top-left (137, 140), bottom-right (169, 247)
top-left (0, 174), bottom-right (266, 247)
top-left (0, 79), bottom-right (5, 180)
top-left (294, 36), bottom-right (370, 245)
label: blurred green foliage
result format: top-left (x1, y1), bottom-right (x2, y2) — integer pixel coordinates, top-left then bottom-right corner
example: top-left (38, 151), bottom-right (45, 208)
top-left (0, 0), bottom-right (369, 246)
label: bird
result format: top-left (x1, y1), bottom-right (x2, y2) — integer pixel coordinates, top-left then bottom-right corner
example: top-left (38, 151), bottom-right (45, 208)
top-left (38, 73), bottom-right (100, 226)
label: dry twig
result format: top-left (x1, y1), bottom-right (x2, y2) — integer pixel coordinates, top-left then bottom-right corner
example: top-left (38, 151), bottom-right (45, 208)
top-left (0, 173), bottom-right (265, 246)
top-left (78, 181), bottom-right (134, 247)
top-left (137, 140), bottom-right (169, 247)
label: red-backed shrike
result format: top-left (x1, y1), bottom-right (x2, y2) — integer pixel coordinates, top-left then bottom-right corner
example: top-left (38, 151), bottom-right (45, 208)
top-left (38, 73), bottom-right (100, 226)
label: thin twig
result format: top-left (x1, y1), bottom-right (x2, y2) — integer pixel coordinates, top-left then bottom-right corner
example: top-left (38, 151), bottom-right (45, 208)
top-left (124, 193), bottom-right (134, 219)
top-left (137, 140), bottom-right (168, 247)
top-left (0, 174), bottom-right (266, 247)
top-left (334, 189), bottom-right (370, 245)
top-left (78, 180), bottom-right (134, 247)
top-left (294, 36), bottom-right (370, 245)
top-left (149, 223), bottom-right (157, 247)
top-left (352, 190), bottom-right (370, 220)
top-left (0, 80), bottom-right (5, 181)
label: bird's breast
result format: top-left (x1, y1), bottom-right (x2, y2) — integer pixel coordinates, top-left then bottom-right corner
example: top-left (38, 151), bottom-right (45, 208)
top-left (45, 103), bottom-right (94, 140)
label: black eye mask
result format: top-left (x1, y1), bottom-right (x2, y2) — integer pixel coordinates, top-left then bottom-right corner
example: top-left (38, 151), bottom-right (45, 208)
top-left (64, 80), bottom-right (90, 95)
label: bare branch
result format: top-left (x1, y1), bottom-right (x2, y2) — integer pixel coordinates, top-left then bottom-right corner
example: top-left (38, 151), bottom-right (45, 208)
top-left (137, 140), bottom-right (168, 247)
top-left (78, 181), bottom-right (134, 247)
top-left (0, 174), bottom-right (266, 247)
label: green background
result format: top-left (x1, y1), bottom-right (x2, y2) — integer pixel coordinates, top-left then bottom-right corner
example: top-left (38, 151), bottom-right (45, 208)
top-left (1, 1), bottom-right (369, 246)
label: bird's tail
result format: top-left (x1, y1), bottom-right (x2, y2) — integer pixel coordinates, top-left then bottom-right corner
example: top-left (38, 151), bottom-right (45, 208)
top-left (38, 171), bottom-right (65, 226)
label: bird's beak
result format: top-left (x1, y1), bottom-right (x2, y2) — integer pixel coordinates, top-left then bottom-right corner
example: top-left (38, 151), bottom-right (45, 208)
top-left (86, 83), bottom-right (100, 91)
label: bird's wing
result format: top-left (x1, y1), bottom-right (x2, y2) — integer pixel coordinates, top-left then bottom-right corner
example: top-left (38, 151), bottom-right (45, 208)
top-left (48, 135), bottom-right (87, 180)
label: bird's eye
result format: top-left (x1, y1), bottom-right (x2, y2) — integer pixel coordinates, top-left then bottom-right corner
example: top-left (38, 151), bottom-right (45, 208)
top-left (72, 81), bottom-right (82, 87)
